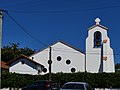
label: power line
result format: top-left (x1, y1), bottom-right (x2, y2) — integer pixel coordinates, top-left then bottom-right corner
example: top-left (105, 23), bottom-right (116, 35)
top-left (33, 45), bottom-right (120, 56)
top-left (5, 5), bottom-right (120, 14)
top-left (0, 0), bottom-right (41, 9)
top-left (5, 11), bottom-right (48, 47)
top-left (33, 46), bottom-right (120, 56)
top-left (2, 0), bottom-right (120, 10)
top-left (1, 10), bottom-right (120, 56)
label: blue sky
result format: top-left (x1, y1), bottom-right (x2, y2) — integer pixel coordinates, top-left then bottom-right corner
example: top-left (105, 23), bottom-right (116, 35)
top-left (0, 0), bottom-right (120, 64)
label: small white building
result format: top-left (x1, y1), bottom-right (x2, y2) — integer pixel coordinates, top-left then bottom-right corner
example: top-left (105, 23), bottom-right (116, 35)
top-left (30, 41), bottom-right (85, 74)
top-left (7, 54), bottom-right (44, 75)
top-left (86, 18), bottom-right (115, 73)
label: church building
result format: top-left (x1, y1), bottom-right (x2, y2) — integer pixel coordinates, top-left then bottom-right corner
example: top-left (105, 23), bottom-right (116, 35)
top-left (0, 11), bottom-right (115, 74)
top-left (29, 18), bottom-right (115, 74)
top-left (5, 18), bottom-right (115, 75)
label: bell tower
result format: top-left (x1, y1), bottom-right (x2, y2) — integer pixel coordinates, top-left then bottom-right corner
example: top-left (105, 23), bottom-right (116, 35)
top-left (86, 18), bottom-right (115, 73)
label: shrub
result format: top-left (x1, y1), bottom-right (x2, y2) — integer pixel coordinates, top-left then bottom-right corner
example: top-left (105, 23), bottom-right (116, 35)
top-left (1, 72), bottom-right (120, 88)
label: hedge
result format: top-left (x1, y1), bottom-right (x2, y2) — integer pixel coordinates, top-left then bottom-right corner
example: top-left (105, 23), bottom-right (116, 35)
top-left (1, 72), bottom-right (120, 88)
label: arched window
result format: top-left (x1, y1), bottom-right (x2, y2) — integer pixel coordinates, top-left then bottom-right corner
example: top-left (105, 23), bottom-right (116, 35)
top-left (94, 31), bottom-right (102, 47)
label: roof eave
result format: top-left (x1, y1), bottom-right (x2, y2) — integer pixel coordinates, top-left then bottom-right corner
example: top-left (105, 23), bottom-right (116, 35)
top-left (30, 41), bottom-right (85, 57)
top-left (7, 54), bottom-right (44, 67)
top-left (87, 24), bottom-right (108, 31)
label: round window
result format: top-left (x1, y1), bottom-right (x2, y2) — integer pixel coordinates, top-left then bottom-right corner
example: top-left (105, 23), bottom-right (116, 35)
top-left (66, 60), bottom-right (71, 65)
top-left (71, 68), bottom-right (76, 73)
top-left (42, 68), bottom-right (47, 73)
top-left (57, 56), bottom-right (62, 61)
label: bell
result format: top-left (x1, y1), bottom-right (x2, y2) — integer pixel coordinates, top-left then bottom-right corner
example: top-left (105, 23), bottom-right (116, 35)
top-left (96, 41), bottom-right (101, 46)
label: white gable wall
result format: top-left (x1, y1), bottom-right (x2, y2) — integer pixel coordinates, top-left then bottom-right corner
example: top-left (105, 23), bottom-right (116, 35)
top-left (9, 59), bottom-right (38, 75)
top-left (52, 42), bottom-right (85, 73)
top-left (30, 42), bottom-right (85, 74)
top-left (30, 48), bottom-right (49, 73)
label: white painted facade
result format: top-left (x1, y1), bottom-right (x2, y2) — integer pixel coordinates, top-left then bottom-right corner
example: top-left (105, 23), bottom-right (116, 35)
top-left (86, 18), bottom-right (115, 73)
top-left (30, 41), bottom-right (85, 74)
top-left (9, 55), bottom-right (44, 75)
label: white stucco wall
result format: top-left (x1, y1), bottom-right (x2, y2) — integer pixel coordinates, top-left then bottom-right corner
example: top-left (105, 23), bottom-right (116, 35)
top-left (103, 37), bottom-right (115, 72)
top-left (9, 58), bottom-right (38, 75)
top-left (30, 42), bottom-right (85, 74)
top-left (86, 26), bottom-right (115, 73)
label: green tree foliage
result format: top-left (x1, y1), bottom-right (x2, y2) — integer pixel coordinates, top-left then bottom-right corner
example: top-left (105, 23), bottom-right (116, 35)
top-left (115, 63), bottom-right (120, 73)
top-left (1, 72), bottom-right (120, 88)
top-left (1, 43), bottom-right (35, 62)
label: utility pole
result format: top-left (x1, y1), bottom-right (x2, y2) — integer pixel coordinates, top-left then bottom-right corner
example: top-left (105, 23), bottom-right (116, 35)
top-left (0, 10), bottom-right (3, 61)
top-left (48, 46), bottom-right (52, 81)
top-left (99, 43), bottom-right (103, 73)
top-left (0, 10), bottom-right (7, 61)
top-left (85, 54), bottom-right (86, 73)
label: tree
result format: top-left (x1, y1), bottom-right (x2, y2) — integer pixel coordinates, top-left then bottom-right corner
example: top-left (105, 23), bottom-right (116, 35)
top-left (1, 43), bottom-right (35, 62)
top-left (115, 63), bottom-right (120, 73)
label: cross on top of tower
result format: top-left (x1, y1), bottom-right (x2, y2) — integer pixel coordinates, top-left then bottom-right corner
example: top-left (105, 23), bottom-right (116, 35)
top-left (95, 18), bottom-right (101, 25)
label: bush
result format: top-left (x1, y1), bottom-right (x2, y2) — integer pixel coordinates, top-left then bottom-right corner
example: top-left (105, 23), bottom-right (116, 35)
top-left (1, 72), bottom-right (120, 88)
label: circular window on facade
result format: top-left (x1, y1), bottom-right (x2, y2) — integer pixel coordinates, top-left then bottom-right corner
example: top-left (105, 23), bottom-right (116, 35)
top-left (42, 68), bottom-right (47, 73)
top-left (66, 60), bottom-right (71, 65)
top-left (71, 68), bottom-right (76, 73)
top-left (57, 56), bottom-right (62, 61)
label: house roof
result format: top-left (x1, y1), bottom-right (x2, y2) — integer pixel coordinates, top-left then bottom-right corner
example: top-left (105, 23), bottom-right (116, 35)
top-left (30, 41), bottom-right (85, 57)
top-left (7, 54), bottom-right (44, 67)
top-left (55, 41), bottom-right (85, 54)
top-left (88, 18), bottom-right (108, 30)
top-left (87, 24), bottom-right (108, 30)
top-left (1, 61), bottom-right (9, 69)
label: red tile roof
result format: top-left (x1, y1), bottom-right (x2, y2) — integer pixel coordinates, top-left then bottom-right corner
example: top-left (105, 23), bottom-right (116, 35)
top-left (1, 61), bottom-right (9, 69)
top-left (7, 54), bottom-right (44, 67)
